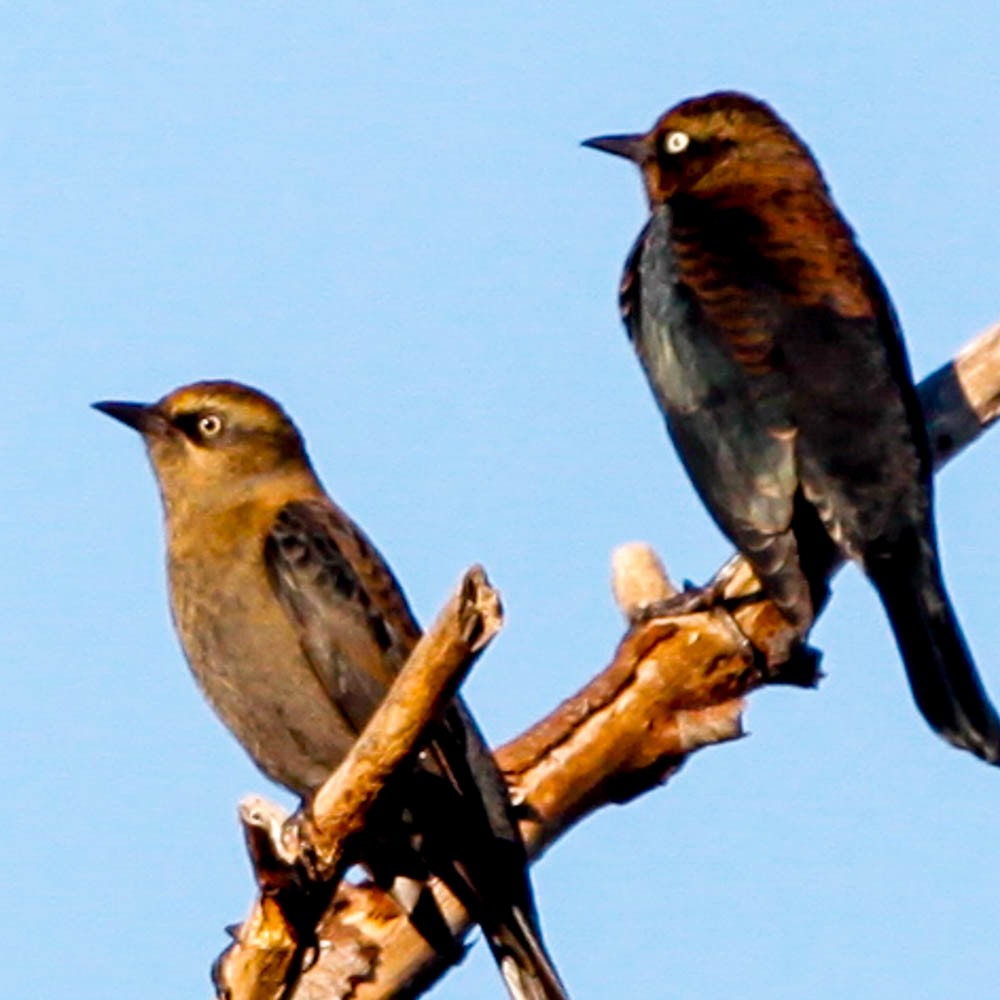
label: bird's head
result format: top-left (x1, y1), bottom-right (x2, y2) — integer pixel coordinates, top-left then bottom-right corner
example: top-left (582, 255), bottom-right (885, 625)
top-left (584, 91), bottom-right (825, 207)
top-left (94, 380), bottom-right (317, 516)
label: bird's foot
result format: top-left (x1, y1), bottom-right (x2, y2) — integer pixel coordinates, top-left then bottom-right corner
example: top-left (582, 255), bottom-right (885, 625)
top-left (629, 567), bottom-right (733, 624)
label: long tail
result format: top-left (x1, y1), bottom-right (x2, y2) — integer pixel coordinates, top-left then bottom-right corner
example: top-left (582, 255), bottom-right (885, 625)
top-left (865, 531), bottom-right (1000, 764)
top-left (425, 820), bottom-right (568, 1000)
top-left (402, 701), bottom-right (570, 1000)
top-left (482, 901), bottom-right (568, 1000)
top-left (388, 870), bottom-right (568, 1000)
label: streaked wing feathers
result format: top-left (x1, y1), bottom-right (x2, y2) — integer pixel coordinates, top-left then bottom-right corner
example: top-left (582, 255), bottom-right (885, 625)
top-left (264, 499), bottom-right (411, 733)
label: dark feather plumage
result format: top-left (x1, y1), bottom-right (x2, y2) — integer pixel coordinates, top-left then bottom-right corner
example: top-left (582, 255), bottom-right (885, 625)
top-left (588, 91), bottom-right (1000, 763)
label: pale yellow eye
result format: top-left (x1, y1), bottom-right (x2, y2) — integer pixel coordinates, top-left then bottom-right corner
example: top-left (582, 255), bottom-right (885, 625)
top-left (664, 130), bottom-right (690, 154)
top-left (198, 413), bottom-right (224, 437)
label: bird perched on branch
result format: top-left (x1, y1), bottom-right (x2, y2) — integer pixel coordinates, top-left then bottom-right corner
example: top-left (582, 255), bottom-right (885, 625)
top-left (584, 91), bottom-right (1000, 765)
top-left (94, 381), bottom-right (567, 1000)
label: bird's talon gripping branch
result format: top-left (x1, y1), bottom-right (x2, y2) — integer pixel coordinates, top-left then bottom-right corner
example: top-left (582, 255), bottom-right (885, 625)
top-left (630, 570), bottom-right (734, 624)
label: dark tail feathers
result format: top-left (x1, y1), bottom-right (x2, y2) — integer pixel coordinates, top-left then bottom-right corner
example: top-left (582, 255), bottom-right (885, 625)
top-left (866, 535), bottom-right (1000, 765)
top-left (484, 903), bottom-right (569, 1000)
top-left (397, 872), bottom-right (567, 1000)
top-left (390, 874), bottom-right (567, 999)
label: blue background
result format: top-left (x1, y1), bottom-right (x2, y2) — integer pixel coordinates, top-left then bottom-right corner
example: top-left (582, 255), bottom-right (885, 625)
top-left (6, 4), bottom-right (1000, 997)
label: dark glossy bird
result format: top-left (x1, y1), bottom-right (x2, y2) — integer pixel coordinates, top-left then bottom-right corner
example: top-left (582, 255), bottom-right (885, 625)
top-left (584, 91), bottom-right (1000, 764)
top-left (94, 381), bottom-right (567, 1000)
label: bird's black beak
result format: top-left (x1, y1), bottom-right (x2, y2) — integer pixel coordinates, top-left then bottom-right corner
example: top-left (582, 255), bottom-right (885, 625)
top-left (92, 400), bottom-right (169, 436)
top-left (582, 132), bottom-right (649, 163)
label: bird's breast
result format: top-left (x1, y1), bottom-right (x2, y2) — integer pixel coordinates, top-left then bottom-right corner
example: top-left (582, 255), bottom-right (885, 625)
top-left (629, 202), bottom-right (929, 556)
top-left (166, 538), bottom-right (358, 796)
top-left (631, 207), bottom-right (791, 417)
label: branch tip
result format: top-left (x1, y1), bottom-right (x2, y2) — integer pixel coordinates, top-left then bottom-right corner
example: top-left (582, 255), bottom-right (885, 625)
top-left (610, 541), bottom-right (678, 620)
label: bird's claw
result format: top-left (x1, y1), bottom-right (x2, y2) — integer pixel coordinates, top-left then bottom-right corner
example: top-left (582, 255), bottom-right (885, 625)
top-left (630, 572), bottom-right (731, 624)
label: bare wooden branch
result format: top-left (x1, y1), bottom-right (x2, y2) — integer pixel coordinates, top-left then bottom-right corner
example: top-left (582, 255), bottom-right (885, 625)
top-left (308, 565), bottom-right (503, 865)
top-left (226, 320), bottom-right (1000, 1000)
top-left (921, 319), bottom-right (1000, 464)
top-left (214, 567), bottom-right (503, 1000)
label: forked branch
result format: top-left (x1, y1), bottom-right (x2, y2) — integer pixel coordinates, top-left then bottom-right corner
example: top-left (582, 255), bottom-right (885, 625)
top-left (219, 321), bottom-right (1000, 999)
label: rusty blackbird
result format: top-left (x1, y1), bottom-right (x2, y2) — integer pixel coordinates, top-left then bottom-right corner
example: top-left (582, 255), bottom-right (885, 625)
top-left (584, 91), bottom-right (1000, 765)
top-left (95, 381), bottom-right (567, 999)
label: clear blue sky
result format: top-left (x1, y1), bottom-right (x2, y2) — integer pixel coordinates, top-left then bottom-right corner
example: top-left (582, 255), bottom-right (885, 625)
top-left (6, 4), bottom-right (1000, 998)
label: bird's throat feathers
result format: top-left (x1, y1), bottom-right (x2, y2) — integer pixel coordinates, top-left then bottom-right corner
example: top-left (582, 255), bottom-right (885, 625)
top-left (664, 176), bottom-right (873, 321)
top-left (158, 459), bottom-right (324, 559)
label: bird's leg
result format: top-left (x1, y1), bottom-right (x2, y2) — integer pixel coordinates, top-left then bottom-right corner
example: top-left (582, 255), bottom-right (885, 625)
top-left (628, 556), bottom-right (742, 624)
top-left (629, 556), bottom-right (824, 688)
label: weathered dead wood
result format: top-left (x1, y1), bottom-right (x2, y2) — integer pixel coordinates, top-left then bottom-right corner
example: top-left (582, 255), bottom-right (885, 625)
top-left (213, 567), bottom-right (503, 1000)
top-left (222, 321), bottom-right (1000, 999)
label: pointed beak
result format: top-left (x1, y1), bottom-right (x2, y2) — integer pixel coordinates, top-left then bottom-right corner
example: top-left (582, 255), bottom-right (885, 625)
top-left (92, 400), bottom-right (169, 436)
top-left (581, 132), bottom-right (649, 163)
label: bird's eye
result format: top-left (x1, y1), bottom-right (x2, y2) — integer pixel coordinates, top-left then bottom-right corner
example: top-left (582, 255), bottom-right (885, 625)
top-left (197, 413), bottom-right (224, 437)
top-left (664, 130), bottom-right (690, 155)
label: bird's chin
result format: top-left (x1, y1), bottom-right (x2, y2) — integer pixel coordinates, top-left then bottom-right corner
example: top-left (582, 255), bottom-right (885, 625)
top-left (143, 432), bottom-right (188, 471)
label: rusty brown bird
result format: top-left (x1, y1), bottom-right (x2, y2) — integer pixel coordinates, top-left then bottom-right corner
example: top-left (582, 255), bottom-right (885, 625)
top-left (95, 380), bottom-right (567, 1000)
top-left (585, 92), bottom-right (1000, 764)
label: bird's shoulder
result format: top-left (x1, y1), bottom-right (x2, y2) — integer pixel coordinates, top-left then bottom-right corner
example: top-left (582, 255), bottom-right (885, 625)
top-left (266, 497), bottom-right (421, 647)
